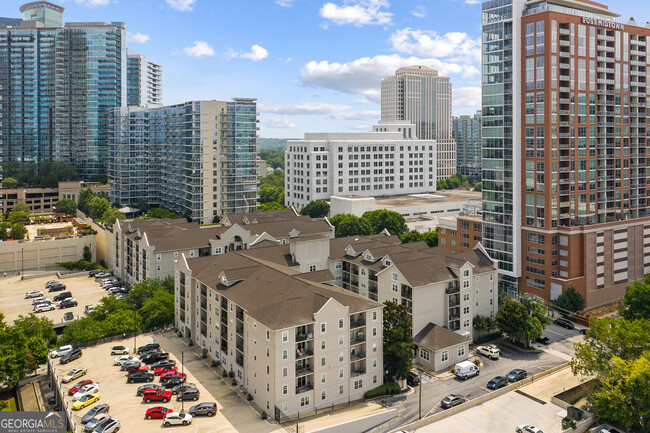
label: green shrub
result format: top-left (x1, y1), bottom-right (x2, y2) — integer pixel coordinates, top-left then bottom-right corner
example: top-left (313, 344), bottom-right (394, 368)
top-left (58, 260), bottom-right (107, 271)
top-left (363, 382), bottom-right (400, 399)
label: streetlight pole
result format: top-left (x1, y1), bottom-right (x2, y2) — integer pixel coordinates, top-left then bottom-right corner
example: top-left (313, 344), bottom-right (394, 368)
top-left (132, 302), bottom-right (137, 354)
top-left (180, 352), bottom-right (184, 414)
top-left (21, 247), bottom-right (23, 277)
top-left (418, 371), bottom-right (422, 420)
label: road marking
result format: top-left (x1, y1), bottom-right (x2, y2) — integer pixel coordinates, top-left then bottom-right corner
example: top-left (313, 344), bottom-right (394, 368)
top-left (545, 327), bottom-right (581, 344)
top-left (424, 402), bottom-right (440, 418)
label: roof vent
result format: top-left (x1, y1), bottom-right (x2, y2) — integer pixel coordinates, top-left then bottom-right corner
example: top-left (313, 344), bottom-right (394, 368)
top-left (646, 22), bottom-right (650, 29)
top-left (354, 238), bottom-right (359, 242)
top-left (628, 17), bottom-right (636, 25)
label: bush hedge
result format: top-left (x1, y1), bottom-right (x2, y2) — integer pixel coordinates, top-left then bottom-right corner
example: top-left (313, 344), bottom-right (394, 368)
top-left (58, 260), bottom-right (107, 271)
top-left (364, 382), bottom-right (401, 399)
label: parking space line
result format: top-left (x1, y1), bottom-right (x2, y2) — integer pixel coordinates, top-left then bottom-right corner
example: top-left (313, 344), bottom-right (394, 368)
top-left (545, 328), bottom-right (581, 344)
top-left (424, 402), bottom-right (440, 418)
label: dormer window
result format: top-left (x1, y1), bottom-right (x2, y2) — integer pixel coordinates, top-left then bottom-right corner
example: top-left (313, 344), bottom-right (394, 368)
top-left (385, 259), bottom-right (392, 266)
top-left (365, 254), bottom-right (372, 261)
top-left (221, 275), bottom-right (227, 284)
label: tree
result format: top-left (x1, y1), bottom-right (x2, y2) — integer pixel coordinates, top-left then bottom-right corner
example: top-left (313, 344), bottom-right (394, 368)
top-left (362, 210), bottom-right (408, 236)
top-left (421, 229), bottom-right (438, 247)
top-left (258, 149), bottom-right (285, 170)
top-left (212, 215), bottom-right (221, 224)
top-left (552, 286), bottom-right (585, 313)
top-left (400, 230), bottom-right (422, 244)
top-left (9, 224), bottom-right (26, 240)
top-left (149, 207), bottom-right (180, 219)
top-left (128, 279), bottom-right (166, 310)
top-left (83, 245), bottom-right (92, 262)
top-left (495, 298), bottom-right (545, 345)
top-left (259, 185), bottom-right (284, 205)
top-left (259, 170), bottom-right (284, 189)
top-left (257, 202), bottom-right (287, 211)
top-left (330, 214), bottom-right (372, 238)
top-left (300, 200), bottom-right (330, 218)
top-left (87, 196), bottom-right (110, 220)
top-left (140, 289), bottom-right (174, 328)
top-left (55, 198), bottom-right (77, 215)
top-left (383, 301), bottom-right (413, 381)
top-left (474, 182), bottom-right (482, 192)
top-left (78, 188), bottom-right (95, 214)
top-left (473, 314), bottom-right (496, 332)
top-left (8, 202), bottom-right (30, 225)
top-left (101, 207), bottom-right (125, 228)
top-left (619, 274), bottom-right (650, 321)
top-left (1, 177), bottom-right (18, 188)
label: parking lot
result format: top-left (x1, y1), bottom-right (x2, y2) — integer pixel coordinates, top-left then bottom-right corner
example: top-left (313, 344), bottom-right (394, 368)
top-left (51, 330), bottom-right (285, 433)
top-left (0, 274), bottom-right (109, 324)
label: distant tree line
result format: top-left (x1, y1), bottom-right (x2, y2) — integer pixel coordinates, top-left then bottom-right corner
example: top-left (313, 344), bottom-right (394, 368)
top-left (1, 162), bottom-right (81, 189)
top-left (258, 149), bottom-right (285, 170)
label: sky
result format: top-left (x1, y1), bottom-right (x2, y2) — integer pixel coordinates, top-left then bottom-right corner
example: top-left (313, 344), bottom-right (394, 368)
top-left (3, 0), bottom-right (649, 138)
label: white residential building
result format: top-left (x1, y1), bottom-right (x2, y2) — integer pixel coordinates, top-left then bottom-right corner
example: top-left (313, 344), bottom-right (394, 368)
top-left (285, 121), bottom-right (436, 210)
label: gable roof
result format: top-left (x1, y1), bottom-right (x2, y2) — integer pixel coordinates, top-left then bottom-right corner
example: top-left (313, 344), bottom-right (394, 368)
top-left (414, 322), bottom-right (471, 352)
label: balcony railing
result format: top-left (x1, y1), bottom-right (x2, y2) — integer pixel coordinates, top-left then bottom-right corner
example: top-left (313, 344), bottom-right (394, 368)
top-left (350, 333), bottom-right (366, 344)
top-left (350, 318), bottom-right (366, 329)
top-left (351, 368), bottom-right (366, 377)
top-left (295, 365), bottom-right (313, 376)
top-left (296, 384), bottom-right (313, 394)
top-left (350, 351), bottom-right (366, 361)
top-left (296, 349), bottom-right (313, 360)
top-left (296, 332), bottom-right (314, 342)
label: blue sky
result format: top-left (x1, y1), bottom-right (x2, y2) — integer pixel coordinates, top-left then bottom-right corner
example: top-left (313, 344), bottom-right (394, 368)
top-left (3, 0), bottom-right (649, 138)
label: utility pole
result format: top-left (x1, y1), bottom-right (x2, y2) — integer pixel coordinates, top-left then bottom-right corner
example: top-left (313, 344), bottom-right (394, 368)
top-left (21, 247), bottom-right (24, 277)
top-left (132, 302), bottom-right (137, 354)
top-left (181, 352), bottom-right (185, 414)
top-left (418, 371), bottom-right (422, 420)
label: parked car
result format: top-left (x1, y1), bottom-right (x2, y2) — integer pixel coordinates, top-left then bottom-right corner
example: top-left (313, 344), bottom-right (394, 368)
top-left (536, 335), bottom-right (551, 345)
top-left (62, 368), bottom-right (87, 383)
top-left (579, 328), bottom-right (589, 335)
top-left (154, 366), bottom-right (178, 376)
top-left (516, 425), bottom-right (544, 433)
top-left (145, 406), bottom-right (173, 420)
top-left (454, 360), bottom-right (480, 380)
top-left (94, 418), bottom-right (119, 433)
top-left (162, 412), bottom-right (192, 427)
top-left (32, 296), bottom-right (50, 305)
top-left (487, 376), bottom-right (508, 390)
top-left (35, 303), bottom-right (56, 313)
top-left (83, 414), bottom-right (110, 432)
top-left (73, 384), bottom-right (100, 400)
top-left (24, 290), bottom-right (44, 299)
top-left (143, 388), bottom-right (172, 403)
top-left (177, 388), bottom-right (200, 402)
top-left (68, 380), bottom-right (93, 396)
top-left (476, 344), bottom-right (501, 360)
top-left (137, 343), bottom-right (161, 354)
top-left (440, 394), bottom-right (465, 409)
top-left (60, 348), bottom-right (82, 364)
top-left (170, 383), bottom-right (196, 395)
top-left (188, 402), bottom-right (216, 417)
top-left (47, 283), bottom-right (66, 292)
top-left (45, 280), bottom-right (63, 288)
top-left (51, 345), bottom-right (73, 358)
top-left (114, 355), bottom-right (139, 365)
top-left (63, 312), bottom-right (74, 321)
top-left (161, 377), bottom-right (186, 389)
top-left (53, 292), bottom-right (72, 302)
top-left (150, 360), bottom-right (176, 371)
top-left (137, 384), bottom-right (163, 396)
top-left (84, 305), bottom-right (95, 315)
top-left (161, 372), bottom-right (186, 383)
top-left (596, 428), bottom-right (623, 433)
top-left (94, 271), bottom-right (111, 279)
top-left (126, 365), bottom-right (149, 374)
top-left (128, 372), bottom-right (155, 383)
top-left (81, 403), bottom-right (110, 424)
top-left (554, 318), bottom-right (575, 329)
top-left (72, 393), bottom-right (100, 410)
top-left (88, 270), bottom-right (102, 278)
top-left (121, 361), bottom-right (144, 371)
top-left (141, 353), bottom-right (169, 365)
top-left (406, 371), bottom-right (420, 386)
top-left (114, 293), bottom-right (128, 300)
top-left (506, 369), bottom-right (528, 382)
top-left (58, 298), bottom-right (78, 309)
top-left (110, 345), bottom-right (130, 355)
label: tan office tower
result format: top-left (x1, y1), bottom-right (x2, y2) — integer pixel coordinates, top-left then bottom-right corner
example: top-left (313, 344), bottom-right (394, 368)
top-left (381, 66), bottom-right (456, 179)
top-left (482, 0), bottom-right (650, 308)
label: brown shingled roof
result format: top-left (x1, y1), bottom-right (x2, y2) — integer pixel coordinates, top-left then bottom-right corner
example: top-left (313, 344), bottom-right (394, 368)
top-left (414, 322), bottom-right (471, 352)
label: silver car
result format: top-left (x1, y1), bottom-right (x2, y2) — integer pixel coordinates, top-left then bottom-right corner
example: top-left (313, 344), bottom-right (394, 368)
top-left (83, 414), bottom-right (111, 432)
top-left (95, 418), bottom-right (119, 433)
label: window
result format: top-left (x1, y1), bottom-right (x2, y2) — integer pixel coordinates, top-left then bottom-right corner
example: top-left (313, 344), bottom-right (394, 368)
top-left (339, 385), bottom-right (344, 395)
top-left (156, 254), bottom-right (161, 262)
top-left (282, 331), bottom-right (288, 343)
top-left (267, 383), bottom-right (270, 392)
top-left (335, 261), bottom-right (342, 269)
top-left (372, 327), bottom-right (377, 337)
top-left (173, 251), bottom-right (179, 257)
top-left (266, 348), bottom-right (270, 357)
top-left (372, 343), bottom-right (377, 353)
top-left (338, 319), bottom-right (344, 329)
top-left (282, 367), bottom-right (288, 377)
top-left (392, 272), bottom-right (398, 281)
top-left (373, 375), bottom-right (378, 384)
top-left (372, 359), bottom-right (377, 368)
top-left (282, 385), bottom-right (288, 395)
top-left (463, 280), bottom-right (470, 288)
top-left (339, 336), bottom-right (344, 346)
top-left (282, 402), bottom-right (288, 413)
top-left (420, 349), bottom-right (430, 361)
top-left (441, 351), bottom-right (449, 362)
top-left (321, 357), bottom-right (326, 367)
top-left (266, 330), bottom-right (270, 340)
top-left (282, 350), bottom-right (287, 360)
top-left (458, 346), bottom-right (466, 357)
top-left (322, 391), bottom-right (326, 400)
top-left (156, 264), bottom-right (161, 271)
top-left (463, 307), bottom-right (470, 314)
top-left (339, 368), bottom-right (344, 378)
top-left (339, 352), bottom-right (344, 362)
top-left (267, 366), bottom-right (270, 374)
top-left (354, 380), bottom-right (363, 390)
top-left (372, 311), bottom-right (377, 321)
top-left (321, 323), bottom-right (326, 333)
top-left (392, 283), bottom-right (398, 292)
top-left (321, 341), bottom-right (326, 350)
top-left (463, 269), bottom-right (469, 277)
top-left (321, 373), bottom-right (326, 384)
top-left (300, 396), bottom-right (310, 407)
top-left (463, 294), bottom-right (470, 302)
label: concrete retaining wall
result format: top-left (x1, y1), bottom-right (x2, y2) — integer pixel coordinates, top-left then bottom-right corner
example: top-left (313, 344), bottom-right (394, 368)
top-left (0, 235), bottom-right (95, 273)
top-left (306, 408), bottom-right (397, 433)
top-left (77, 210), bottom-right (114, 269)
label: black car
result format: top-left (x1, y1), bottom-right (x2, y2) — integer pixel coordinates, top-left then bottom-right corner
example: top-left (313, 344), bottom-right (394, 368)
top-left (137, 343), bottom-right (160, 354)
top-left (162, 377), bottom-right (186, 389)
top-left (59, 298), bottom-right (78, 309)
top-left (170, 383), bottom-right (196, 395)
top-left (579, 328), bottom-right (589, 335)
top-left (554, 318), bottom-right (575, 330)
top-left (487, 376), bottom-right (508, 390)
top-left (177, 388), bottom-right (200, 401)
top-left (150, 359), bottom-right (176, 371)
top-left (63, 312), bottom-right (74, 321)
top-left (53, 292), bottom-right (72, 302)
top-left (121, 361), bottom-right (143, 371)
top-left (48, 283), bottom-right (66, 292)
top-left (137, 384), bottom-right (163, 396)
top-left (406, 371), bottom-right (420, 386)
top-left (440, 394), bottom-right (465, 409)
top-left (142, 353), bottom-right (169, 365)
top-left (536, 334), bottom-right (551, 345)
top-left (127, 371), bottom-right (154, 383)
top-left (88, 270), bottom-right (102, 278)
top-left (505, 369), bottom-right (528, 382)
top-left (81, 403), bottom-right (110, 424)
top-left (189, 402), bottom-right (216, 417)
top-left (60, 348), bottom-right (82, 364)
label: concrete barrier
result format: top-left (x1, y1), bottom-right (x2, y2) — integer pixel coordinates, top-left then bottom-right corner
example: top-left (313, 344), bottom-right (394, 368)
top-left (306, 408), bottom-right (397, 433)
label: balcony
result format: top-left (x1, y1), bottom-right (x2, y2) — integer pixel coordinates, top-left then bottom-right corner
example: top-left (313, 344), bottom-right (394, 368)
top-left (351, 367), bottom-right (366, 377)
top-left (296, 343), bottom-right (314, 360)
top-left (449, 294), bottom-right (460, 307)
top-left (296, 362), bottom-right (313, 376)
top-left (350, 314), bottom-right (366, 329)
top-left (350, 331), bottom-right (366, 344)
top-left (296, 383), bottom-right (313, 394)
top-left (446, 282), bottom-right (460, 294)
top-left (350, 350), bottom-right (366, 361)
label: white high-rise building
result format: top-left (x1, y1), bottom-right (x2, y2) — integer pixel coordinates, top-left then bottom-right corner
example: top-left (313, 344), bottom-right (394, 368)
top-left (381, 65), bottom-right (456, 179)
top-left (126, 49), bottom-right (162, 106)
top-left (284, 121), bottom-right (436, 210)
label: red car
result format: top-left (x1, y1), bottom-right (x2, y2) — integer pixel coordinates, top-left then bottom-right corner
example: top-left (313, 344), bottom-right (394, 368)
top-left (160, 372), bottom-right (186, 383)
top-left (145, 406), bottom-right (172, 420)
top-left (68, 380), bottom-right (93, 396)
top-left (142, 389), bottom-right (172, 403)
top-left (127, 365), bottom-right (149, 374)
top-left (154, 366), bottom-right (177, 376)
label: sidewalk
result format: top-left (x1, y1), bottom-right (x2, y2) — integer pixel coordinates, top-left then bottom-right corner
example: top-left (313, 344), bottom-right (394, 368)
top-left (518, 364), bottom-right (592, 403)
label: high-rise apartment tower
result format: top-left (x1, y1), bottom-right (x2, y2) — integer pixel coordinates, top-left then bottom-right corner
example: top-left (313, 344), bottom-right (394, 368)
top-left (127, 49), bottom-right (162, 106)
top-left (453, 110), bottom-right (483, 180)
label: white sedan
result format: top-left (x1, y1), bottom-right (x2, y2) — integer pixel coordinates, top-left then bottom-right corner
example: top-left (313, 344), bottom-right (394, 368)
top-left (113, 355), bottom-right (139, 366)
top-left (162, 412), bottom-right (193, 427)
top-left (61, 368), bottom-right (87, 383)
top-left (73, 383), bottom-right (100, 401)
top-left (516, 425), bottom-right (544, 433)
top-left (25, 290), bottom-right (44, 299)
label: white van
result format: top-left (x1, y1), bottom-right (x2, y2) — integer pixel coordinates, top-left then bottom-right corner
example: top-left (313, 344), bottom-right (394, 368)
top-left (454, 360), bottom-right (480, 380)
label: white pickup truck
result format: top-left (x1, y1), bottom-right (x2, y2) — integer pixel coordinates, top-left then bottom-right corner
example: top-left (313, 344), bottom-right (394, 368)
top-left (476, 344), bottom-right (500, 360)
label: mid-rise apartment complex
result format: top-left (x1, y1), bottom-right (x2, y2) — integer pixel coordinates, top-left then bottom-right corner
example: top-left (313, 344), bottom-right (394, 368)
top-left (453, 111), bottom-right (482, 180)
top-left (482, 0), bottom-right (650, 307)
top-left (175, 238), bottom-right (383, 417)
top-left (0, 181), bottom-right (108, 214)
top-left (114, 209), bottom-right (333, 285)
top-left (381, 66), bottom-right (456, 179)
top-left (109, 99), bottom-right (258, 223)
top-left (285, 121), bottom-right (436, 210)
top-left (0, 1), bottom-right (160, 179)
top-left (438, 214), bottom-right (483, 253)
top-left (126, 49), bottom-right (162, 106)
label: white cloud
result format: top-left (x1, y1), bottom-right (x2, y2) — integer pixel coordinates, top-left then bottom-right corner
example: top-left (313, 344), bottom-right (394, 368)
top-left (73, 0), bottom-right (110, 7)
top-left (263, 118), bottom-right (297, 129)
top-left (465, 0), bottom-right (481, 4)
top-left (411, 5), bottom-right (426, 18)
top-left (320, 0), bottom-right (393, 27)
top-left (128, 32), bottom-right (150, 44)
top-left (230, 44), bottom-right (269, 62)
top-left (452, 87), bottom-right (481, 108)
top-left (183, 41), bottom-right (215, 58)
top-left (275, 0), bottom-right (296, 6)
top-left (259, 102), bottom-right (379, 121)
top-left (300, 54), bottom-right (479, 102)
top-left (166, 0), bottom-right (197, 12)
top-left (389, 28), bottom-right (480, 63)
